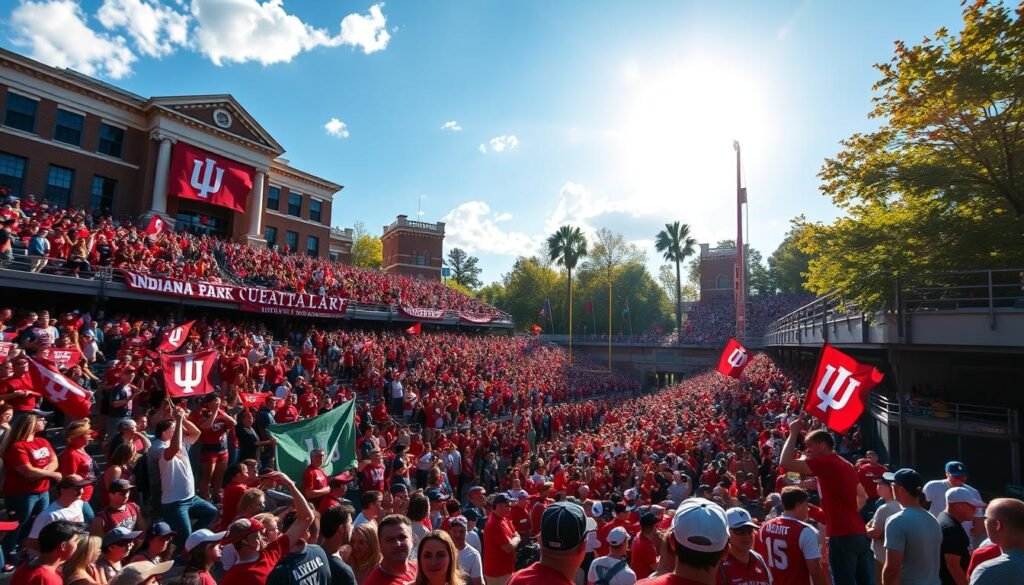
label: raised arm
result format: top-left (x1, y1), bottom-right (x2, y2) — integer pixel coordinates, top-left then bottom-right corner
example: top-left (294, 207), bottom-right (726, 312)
top-left (780, 418), bottom-right (813, 476)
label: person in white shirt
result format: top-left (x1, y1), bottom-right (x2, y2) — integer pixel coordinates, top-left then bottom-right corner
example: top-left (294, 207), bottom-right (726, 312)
top-left (446, 516), bottom-right (482, 585)
top-left (156, 408), bottom-right (218, 551)
top-left (27, 475), bottom-right (89, 549)
top-left (923, 460), bottom-right (985, 547)
top-left (587, 527), bottom-right (637, 585)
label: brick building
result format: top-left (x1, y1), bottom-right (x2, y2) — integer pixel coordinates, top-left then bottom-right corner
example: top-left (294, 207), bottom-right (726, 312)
top-left (381, 215), bottom-right (445, 280)
top-left (0, 48), bottom-right (344, 257)
top-left (699, 242), bottom-right (748, 301)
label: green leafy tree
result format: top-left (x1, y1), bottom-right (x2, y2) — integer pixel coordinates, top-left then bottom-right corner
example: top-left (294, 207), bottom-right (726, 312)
top-left (768, 219), bottom-right (813, 295)
top-left (499, 256), bottom-right (564, 330)
top-left (351, 221), bottom-right (382, 269)
top-left (445, 248), bottom-right (483, 289)
top-left (546, 226), bottom-right (588, 337)
top-left (654, 222), bottom-right (697, 338)
top-left (748, 248), bottom-right (777, 297)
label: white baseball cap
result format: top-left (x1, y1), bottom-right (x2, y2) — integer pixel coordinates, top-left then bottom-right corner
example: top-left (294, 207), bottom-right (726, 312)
top-left (725, 507), bottom-right (759, 530)
top-left (184, 528), bottom-right (226, 553)
top-left (607, 526), bottom-right (630, 546)
top-left (946, 487), bottom-right (986, 508)
top-left (591, 501), bottom-right (604, 518)
top-left (671, 498), bottom-right (728, 553)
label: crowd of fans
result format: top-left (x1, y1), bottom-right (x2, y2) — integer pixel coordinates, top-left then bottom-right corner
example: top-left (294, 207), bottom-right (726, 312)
top-left (678, 295), bottom-right (813, 345)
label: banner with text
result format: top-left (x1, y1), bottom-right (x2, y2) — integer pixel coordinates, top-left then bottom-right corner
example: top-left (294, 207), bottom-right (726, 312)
top-left (122, 271), bottom-right (348, 318)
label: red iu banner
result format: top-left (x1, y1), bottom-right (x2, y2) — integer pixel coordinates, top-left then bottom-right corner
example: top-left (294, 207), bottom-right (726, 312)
top-left (405, 323), bottom-right (421, 335)
top-left (40, 348), bottom-right (83, 370)
top-left (803, 343), bottom-right (884, 433)
top-left (716, 338), bottom-right (750, 379)
top-left (240, 392), bottom-right (271, 408)
top-left (168, 142), bottom-right (254, 213)
top-left (158, 321), bottom-right (196, 353)
top-left (161, 349), bottom-right (219, 398)
top-left (27, 357), bottom-right (92, 419)
top-left (143, 215), bottom-right (166, 239)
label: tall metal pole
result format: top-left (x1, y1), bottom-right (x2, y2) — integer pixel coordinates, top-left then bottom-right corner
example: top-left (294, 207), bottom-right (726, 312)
top-left (608, 275), bottom-right (612, 372)
top-left (733, 140), bottom-right (746, 340)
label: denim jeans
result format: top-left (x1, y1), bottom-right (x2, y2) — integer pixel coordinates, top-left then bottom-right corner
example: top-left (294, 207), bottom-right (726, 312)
top-left (828, 534), bottom-right (874, 585)
top-left (2, 491), bottom-right (49, 559)
top-left (160, 496), bottom-right (217, 550)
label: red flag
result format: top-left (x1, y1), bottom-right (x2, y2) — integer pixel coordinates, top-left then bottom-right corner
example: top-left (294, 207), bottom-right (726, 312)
top-left (0, 342), bottom-right (13, 363)
top-left (158, 321), bottom-right (196, 352)
top-left (803, 344), bottom-right (884, 433)
top-left (40, 348), bottom-right (83, 370)
top-left (160, 349), bottom-right (219, 398)
top-left (168, 142), bottom-right (254, 213)
top-left (530, 324), bottom-right (543, 335)
top-left (143, 215), bottom-right (166, 239)
top-left (239, 392), bottom-right (271, 408)
top-left (26, 357), bottom-right (92, 420)
top-left (405, 323), bottom-right (421, 335)
top-left (716, 338), bottom-right (750, 379)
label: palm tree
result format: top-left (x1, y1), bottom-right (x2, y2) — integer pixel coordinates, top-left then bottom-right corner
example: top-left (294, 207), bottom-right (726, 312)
top-left (547, 225), bottom-right (588, 362)
top-left (655, 221), bottom-right (697, 342)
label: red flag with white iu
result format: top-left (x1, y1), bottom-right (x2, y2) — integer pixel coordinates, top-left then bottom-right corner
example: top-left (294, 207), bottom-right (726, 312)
top-left (27, 357), bottom-right (92, 420)
top-left (143, 215), bottom-right (166, 239)
top-left (161, 349), bottom-right (219, 398)
top-left (803, 343), bottom-right (884, 433)
top-left (405, 323), bottom-right (421, 335)
top-left (168, 142), bottom-right (254, 213)
top-left (716, 338), bottom-right (750, 379)
top-left (158, 321), bottom-right (196, 353)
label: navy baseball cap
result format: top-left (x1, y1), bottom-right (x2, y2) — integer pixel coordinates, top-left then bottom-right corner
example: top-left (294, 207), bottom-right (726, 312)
top-left (493, 493), bottom-right (516, 505)
top-left (540, 502), bottom-right (589, 551)
top-left (883, 469), bottom-right (925, 495)
top-left (945, 461), bottom-right (968, 478)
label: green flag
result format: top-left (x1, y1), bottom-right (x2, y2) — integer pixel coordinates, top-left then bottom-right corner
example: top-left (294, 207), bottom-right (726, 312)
top-left (267, 399), bottom-right (357, 480)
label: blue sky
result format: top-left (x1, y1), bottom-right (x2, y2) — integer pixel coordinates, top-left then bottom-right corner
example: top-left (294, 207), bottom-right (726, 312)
top-left (3, 0), bottom-right (967, 285)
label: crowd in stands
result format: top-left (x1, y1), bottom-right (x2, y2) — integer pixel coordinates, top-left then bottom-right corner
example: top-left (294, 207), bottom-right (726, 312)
top-left (678, 294), bottom-right (813, 345)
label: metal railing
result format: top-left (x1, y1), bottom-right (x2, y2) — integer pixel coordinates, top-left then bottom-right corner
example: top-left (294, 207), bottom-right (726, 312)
top-left (384, 216), bottom-right (445, 233)
top-left (766, 291), bottom-right (866, 344)
top-left (871, 393), bottom-right (1019, 436)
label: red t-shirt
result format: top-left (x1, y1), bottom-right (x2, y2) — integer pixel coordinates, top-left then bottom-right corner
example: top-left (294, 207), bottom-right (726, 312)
top-left (220, 483), bottom-right (249, 531)
top-left (58, 447), bottom-right (96, 501)
top-left (755, 516), bottom-right (818, 585)
top-left (805, 453), bottom-right (866, 537)
top-left (636, 572), bottom-right (709, 585)
top-left (508, 559), bottom-right (573, 585)
top-left (483, 514), bottom-right (518, 577)
top-left (10, 562), bottom-right (62, 585)
top-left (630, 533), bottom-right (659, 579)
top-left (967, 543), bottom-right (1002, 579)
top-left (4, 438), bottom-right (55, 495)
top-left (222, 534), bottom-right (291, 585)
top-left (856, 462), bottom-right (887, 500)
top-left (96, 502), bottom-right (141, 533)
top-left (362, 562), bottom-right (418, 585)
top-left (717, 552), bottom-right (771, 585)
top-left (303, 466), bottom-right (329, 501)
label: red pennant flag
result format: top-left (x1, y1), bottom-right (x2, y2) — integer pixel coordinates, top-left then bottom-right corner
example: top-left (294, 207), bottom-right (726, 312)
top-left (143, 215), bottom-right (166, 239)
top-left (239, 392), bottom-right (271, 408)
top-left (803, 344), bottom-right (884, 433)
top-left (0, 342), bottom-right (13, 364)
top-left (160, 349), bottom-right (219, 398)
top-left (530, 324), bottom-right (543, 335)
top-left (27, 357), bottom-right (92, 420)
top-left (405, 323), bottom-right (421, 335)
top-left (158, 321), bottom-right (196, 353)
top-left (716, 338), bottom-right (750, 379)
top-left (40, 348), bottom-right (83, 370)
top-left (168, 142), bottom-right (254, 213)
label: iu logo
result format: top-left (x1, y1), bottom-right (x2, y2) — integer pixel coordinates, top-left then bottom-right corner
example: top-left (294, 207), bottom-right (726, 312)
top-left (303, 437), bottom-right (341, 463)
top-left (45, 378), bottom-right (70, 402)
top-left (153, 219), bottom-right (163, 231)
top-left (813, 364), bottom-right (861, 412)
top-left (167, 328), bottom-right (183, 347)
top-left (173, 357), bottom-right (205, 394)
top-left (190, 157), bottom-right (224, 199)
top-left (727, 348), bottom-right (748, 369)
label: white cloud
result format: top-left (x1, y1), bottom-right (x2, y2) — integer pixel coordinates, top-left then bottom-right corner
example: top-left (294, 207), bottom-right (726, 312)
top-left (9, 0), bottom-right (137, 79)
top-left (479, 134), bottom-right (518, 154)
top-left (324, 117), bottom-right (349, 138)
top-left (338, 3), bottom-right (390, 54)
top-left (441, 120), bottom-right (462, 132)
top-left (441, 201), bottom-right (538, 256)
top-left (97, 0), bottom-right (189, 57)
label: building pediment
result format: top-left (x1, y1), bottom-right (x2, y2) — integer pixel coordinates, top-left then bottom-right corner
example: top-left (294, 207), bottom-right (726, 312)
top-left (147, 95), bottom-right (284, 155)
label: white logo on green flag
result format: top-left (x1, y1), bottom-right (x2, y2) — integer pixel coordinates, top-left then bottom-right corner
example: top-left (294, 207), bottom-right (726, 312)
top-left (267, 399), bottom-right (358, 479)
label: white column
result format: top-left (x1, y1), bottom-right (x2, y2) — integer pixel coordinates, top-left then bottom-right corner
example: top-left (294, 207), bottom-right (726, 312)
top-left (248, 170), bottom-right (266, 236)
top-left (150, 134), bottom-right (174, 214)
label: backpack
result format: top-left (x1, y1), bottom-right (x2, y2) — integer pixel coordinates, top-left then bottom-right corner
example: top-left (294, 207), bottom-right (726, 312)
top-left (595, 559), bottom-right (628, 585)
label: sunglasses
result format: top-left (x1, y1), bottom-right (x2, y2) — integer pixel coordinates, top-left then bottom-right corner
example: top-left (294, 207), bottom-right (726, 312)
top-left (730, 527), bottom-right (755, 535)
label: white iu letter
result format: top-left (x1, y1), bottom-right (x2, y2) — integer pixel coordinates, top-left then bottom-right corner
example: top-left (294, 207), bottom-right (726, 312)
top-left (190, 158), bottom-right (224, 199)
top-left (174, 357), bottom-right (204, 394)
top-left (814, 365), bottom-right (860, 412)
top-left (167, 328), bottom-right (183, 346)
top-left (727, 349), bottom-right (748, 368)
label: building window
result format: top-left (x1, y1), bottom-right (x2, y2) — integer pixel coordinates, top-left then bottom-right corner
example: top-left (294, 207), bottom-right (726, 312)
top-left (45, 165), bottom-right (74, 209)
top-left (288, 192), bottom-right (302, 217)
top-left (264, 226), bottom-right (277, 247)
top-left (329, 252), bottom-right (340, 262)
top-left (89, 176), bottom-right (116, 213)
top-left (4, 92), bottom-right (37, 133)
top-left (267, 186), bottom-right (280, 211)
top-left (53, 109), bottom-right (84, 146)
top-left (97, 123), bottom-right (125, 158)
top-left (285, 230), bottom-right (298, 252)
top-left (716, 275), bottom-right (730, 289)
top-left (309, 199), bottom-right (321, 223)
top-left (306, 236), bottom-right (320, 256)
top-left (0, 153), bottom-right (27, 197)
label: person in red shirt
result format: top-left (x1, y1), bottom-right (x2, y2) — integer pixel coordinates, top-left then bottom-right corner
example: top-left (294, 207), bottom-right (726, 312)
top-left (508, 502), bottom-right (591, 585)
top-left (781, 419), bottom-right (870, 585)
top-left (2, 411), bottom-right (60, 565)
top-left (756, 487), bottom-right (826, 585)
top-left (631, 513), bottom-right (660, 579)
top-left (219, 463), bottom-right (252, 531)
top-left (302, 448), bottom-right (330, 508)
top-left (193, 394), bottom-right (236, 503)
top-left (484, 494), bottom-right (521, 585)
top-left (221, 471), bottom-right (313, 585)
top-left (719, 508), bottom-right (771, 585)
top-left (854, 451), bottom-right (888, 520)
top-left (364, 515), bottom-right (418, 585)
top-left (10, 520), bottom-right (82, 585)
top-left (641, 498), bottom-right (730, 585)
top-left (58, 420), bottom-right (98, 524)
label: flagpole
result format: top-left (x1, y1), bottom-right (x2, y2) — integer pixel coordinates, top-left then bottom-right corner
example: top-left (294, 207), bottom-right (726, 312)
top-left (569, 283), bottom-right (574, 365)
top-left (608, 277), bottom-right (612, 372)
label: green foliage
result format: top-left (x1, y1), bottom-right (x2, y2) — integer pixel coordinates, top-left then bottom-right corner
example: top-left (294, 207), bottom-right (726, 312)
top-left (351, 221), bottom-right (382, 269)
top-left (445, 248), bottom-right (483, 289)
top-left (747, 248), bottom-right (777, 297)
top-left (444, 278), bottom-right (477, 298)
top-left (809, 0), bottom-right (1024, 309)
top-left (768, 219), bottom-right (813, 295)
top-left (654, 221), bottom-right (698, 337)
